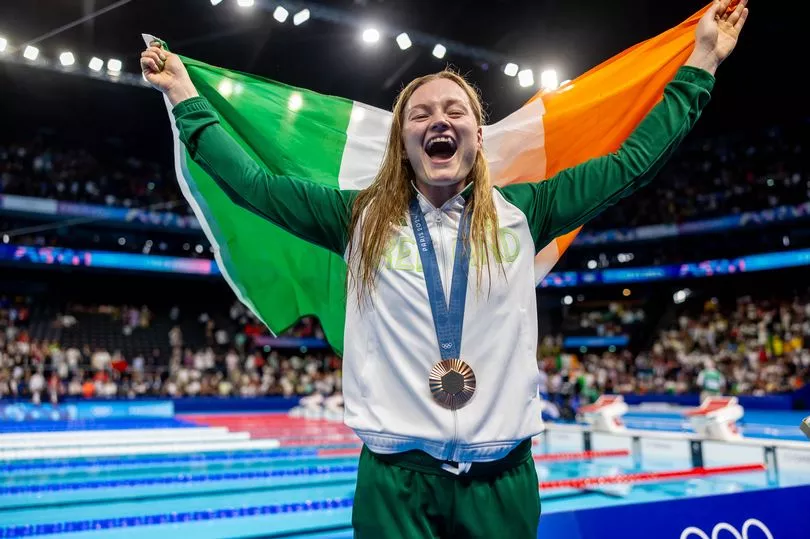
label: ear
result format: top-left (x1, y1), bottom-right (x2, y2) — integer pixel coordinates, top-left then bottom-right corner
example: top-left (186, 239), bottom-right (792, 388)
top-left (476, 126), bottom-right (483, 151)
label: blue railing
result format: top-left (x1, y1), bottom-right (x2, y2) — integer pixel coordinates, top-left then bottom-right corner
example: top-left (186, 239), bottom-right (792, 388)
top-left (563, 335), bottom-right (629, 348)
top-left (2, 193), bottom-right (808, 244)
top-left (574, 201), bottom-right (810, 245)
top-left (0, 244), bottom-right (219, 275)
top-left (539, 248), bottom-right (810, 288)
top-left (0, 194), bottom-right (200, 231)
top-left (3, 243), bottom-right (810, 287)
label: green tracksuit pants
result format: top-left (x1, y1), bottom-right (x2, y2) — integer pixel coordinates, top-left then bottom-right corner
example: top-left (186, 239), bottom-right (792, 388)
top-left (352, 439), bottom-right (541, 538)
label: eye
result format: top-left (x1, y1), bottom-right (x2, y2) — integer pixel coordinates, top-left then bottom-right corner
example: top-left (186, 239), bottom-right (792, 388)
top-left (409, 113), bottom-right (429, 121)
top-left (448, 108), bottom-right (465, 118)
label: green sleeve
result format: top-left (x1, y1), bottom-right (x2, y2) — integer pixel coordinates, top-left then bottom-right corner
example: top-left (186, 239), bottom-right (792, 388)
top-left (172, 97), bottom-right (358, 256)
top-left (498, 66), bottom-right (715, 253)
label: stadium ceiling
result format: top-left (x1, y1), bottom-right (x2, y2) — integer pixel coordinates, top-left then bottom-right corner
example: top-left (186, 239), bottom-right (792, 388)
top-left (0, 0), bottom-right (793, 124)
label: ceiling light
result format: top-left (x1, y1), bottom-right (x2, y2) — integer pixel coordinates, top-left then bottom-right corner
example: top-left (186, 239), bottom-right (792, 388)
top-left (273, 6), bottom-right (289, 22)
top-left (362, 28), bottom-right (380, 43)
top-left (23, 45), bottom-right (39, 61)
top-left (293, 9), bottom-right (310, 25)
top-left (59, 52), bottom-right (75, 66)
top-left (396, 33), bottom-right (412, 50)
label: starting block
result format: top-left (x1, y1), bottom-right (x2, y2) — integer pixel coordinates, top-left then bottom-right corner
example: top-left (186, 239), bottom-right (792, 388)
top-left (578, 395), bottom-right (628, 433)
top-left (322, 394), bottom-right (345, 422)
top-left (686, 396), bottom-right (744, 441)
top-left (288, 393), bottom-right (344, 422)
top-left (288, 393), bottom-right (326, 419)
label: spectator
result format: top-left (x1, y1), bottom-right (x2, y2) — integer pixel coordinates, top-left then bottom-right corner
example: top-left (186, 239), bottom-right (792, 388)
top-left (169, 326), bottom-right (183, 349)
top-left (28, 369), bottom-right (45, 405)
top-left (697, 360), bottom-right (726, 401)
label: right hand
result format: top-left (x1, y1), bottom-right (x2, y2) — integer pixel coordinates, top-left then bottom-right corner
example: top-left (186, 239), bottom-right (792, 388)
top-left (140, 41), bottom-right (198, 105)
top-left (686, 0), bottom-right (749, 75)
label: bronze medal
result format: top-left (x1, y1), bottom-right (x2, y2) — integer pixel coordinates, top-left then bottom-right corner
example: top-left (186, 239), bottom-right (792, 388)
top-left (429, 359), bottom-right (476, 410)
top-left (409, 199), bottom-right (476, 412)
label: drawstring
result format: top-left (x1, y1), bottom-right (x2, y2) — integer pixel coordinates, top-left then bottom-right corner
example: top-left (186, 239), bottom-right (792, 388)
top-left (441, 461), bottom-right (472, 475)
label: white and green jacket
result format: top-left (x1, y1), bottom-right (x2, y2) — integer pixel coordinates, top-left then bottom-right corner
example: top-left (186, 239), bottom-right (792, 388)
top-left (174, 66), bottom-right (715, 463)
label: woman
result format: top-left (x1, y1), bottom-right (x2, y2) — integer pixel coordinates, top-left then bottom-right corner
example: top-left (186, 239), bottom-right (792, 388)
top-left (140, 1), bottom-right (748, 536)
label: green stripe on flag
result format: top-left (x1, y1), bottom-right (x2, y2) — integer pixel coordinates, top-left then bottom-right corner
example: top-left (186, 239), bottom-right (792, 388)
top-left (182, 56), bottom-right (355, 181)
top-left (172, 56), bottom-right (357, 354)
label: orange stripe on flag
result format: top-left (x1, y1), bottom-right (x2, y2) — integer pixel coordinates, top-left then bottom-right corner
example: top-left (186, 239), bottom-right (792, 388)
top-left (516, 5), bottom-right (710, 273)
top-left (540, 7), bottom-right (707, 176)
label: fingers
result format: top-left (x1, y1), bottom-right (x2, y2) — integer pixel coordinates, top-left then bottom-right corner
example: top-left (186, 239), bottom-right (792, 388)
top-left (147, 45), bottom-right (167, 62)
top-left (727, 0), bottom-right (748, 26)
top-left (141, 50), bottom-right (163, 67)
top-left (716, 0), bottom-right (733, 18)
top-left (140, 50), bottom-right (163, 72)
top-left (140, 45), bottom-right (167, 67)
top-left (734, 7), bottom-right (749, 32)
top-left (140, 56), bottom-right (159, 74)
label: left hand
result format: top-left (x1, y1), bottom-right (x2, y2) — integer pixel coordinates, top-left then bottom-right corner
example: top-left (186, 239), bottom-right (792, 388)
top-left (687, 0), bottom-right (750, 74)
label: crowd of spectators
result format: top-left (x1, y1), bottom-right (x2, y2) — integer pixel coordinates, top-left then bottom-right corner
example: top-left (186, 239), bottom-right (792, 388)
top-left (0, 297), bottom-right (340, 404)
top-left (560, 301), bottom-right (646, 337)
top-left (588, 123), bottom-right (807, 230)
top-left (540, 292), bottom-right (810, 408)
top-left (3, 288), bottom-right (808, 407)
top-left (0, 135), bottom-right (185, 212)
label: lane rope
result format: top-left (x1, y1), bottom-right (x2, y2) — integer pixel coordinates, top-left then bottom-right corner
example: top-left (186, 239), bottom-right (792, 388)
top-left (539, 463), bottom-right (766, 490)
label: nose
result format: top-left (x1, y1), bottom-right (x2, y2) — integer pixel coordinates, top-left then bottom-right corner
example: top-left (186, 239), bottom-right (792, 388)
top-left (429, 118), bottom-right (451, 133)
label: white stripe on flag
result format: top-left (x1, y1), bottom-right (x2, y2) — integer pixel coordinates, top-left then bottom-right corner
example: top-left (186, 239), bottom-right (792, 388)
top-left (338, 102), bottom-right (393, 191)
top-left (482, 97), bottom-right (547, 184)
top-left (482, 97), bottom-right (554, 284)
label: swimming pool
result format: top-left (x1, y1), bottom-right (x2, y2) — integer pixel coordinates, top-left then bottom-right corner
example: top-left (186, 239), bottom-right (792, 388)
top-left (0, 412), bottom-right (808, 538)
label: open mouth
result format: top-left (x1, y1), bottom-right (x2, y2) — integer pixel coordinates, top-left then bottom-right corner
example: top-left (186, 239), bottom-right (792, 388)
top-left (424, 135), bottom-right (458, 161)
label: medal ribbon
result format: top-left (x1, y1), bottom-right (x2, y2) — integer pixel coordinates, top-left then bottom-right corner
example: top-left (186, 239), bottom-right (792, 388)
top-left (409, 197), bottom-right (472, 362)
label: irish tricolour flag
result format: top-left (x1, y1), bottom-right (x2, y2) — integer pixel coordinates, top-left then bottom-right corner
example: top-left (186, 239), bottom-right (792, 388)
top-left (147, 6), bottom-right (708, 355)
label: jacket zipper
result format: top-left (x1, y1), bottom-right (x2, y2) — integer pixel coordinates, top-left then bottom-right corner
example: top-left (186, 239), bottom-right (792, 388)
top-left (435, 209), bottom-right (458, 461)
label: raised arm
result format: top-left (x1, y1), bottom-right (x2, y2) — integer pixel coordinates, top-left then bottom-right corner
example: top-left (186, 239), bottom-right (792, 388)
top-left (140, 41), bottom-right (357, 256)
top-left (500, 0), bottom-right (749, 252)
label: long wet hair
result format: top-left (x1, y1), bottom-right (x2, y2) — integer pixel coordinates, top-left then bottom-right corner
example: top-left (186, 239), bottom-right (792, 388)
top-left (347, 69), bottom-right (502, 302)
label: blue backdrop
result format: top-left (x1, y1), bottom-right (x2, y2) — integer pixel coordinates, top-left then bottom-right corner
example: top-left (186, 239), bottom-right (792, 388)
top-left (538, 484), bottom-right (809, 539)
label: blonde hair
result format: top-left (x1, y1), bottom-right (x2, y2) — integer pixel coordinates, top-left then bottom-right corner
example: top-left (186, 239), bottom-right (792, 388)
top-left (347, 69), bottom-right (502, 301)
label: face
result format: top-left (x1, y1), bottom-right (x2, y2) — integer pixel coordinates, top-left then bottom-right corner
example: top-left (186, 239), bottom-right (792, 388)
top-left (402, 78), bottom-right (483, 189)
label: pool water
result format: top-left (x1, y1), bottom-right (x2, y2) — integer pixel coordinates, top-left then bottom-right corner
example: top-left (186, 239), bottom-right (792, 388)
top-left (0, 412), bottom-right (807, 538)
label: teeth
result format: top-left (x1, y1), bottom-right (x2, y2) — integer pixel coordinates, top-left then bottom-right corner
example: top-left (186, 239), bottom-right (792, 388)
top-left (426, 136), bottom-right (455, 151)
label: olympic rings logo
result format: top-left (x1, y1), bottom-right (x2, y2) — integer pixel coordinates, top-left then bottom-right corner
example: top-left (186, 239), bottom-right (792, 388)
top-left (680, 518), bottom-right (773, 539)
